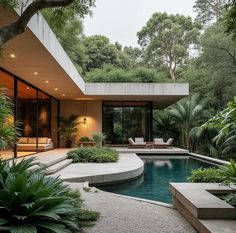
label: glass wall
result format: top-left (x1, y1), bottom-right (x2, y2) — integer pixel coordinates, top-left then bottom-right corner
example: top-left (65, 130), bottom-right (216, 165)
top-left (0, 68), bottom-right (59, 159)
top-left (103, 101), bottom-right (152, 145)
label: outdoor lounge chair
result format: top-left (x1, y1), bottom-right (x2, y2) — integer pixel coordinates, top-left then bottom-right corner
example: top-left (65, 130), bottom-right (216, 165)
top-left (128, 138), bottom-right (146, 148)
top-left (153, 138), bottom-right (173, 148)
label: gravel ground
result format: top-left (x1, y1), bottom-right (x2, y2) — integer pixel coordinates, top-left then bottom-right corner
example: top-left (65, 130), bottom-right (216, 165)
top-left (79, 188), bottom-right (197, 233)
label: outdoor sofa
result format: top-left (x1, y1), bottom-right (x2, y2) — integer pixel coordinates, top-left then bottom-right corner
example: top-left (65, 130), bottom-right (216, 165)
top-left (153, 138), bottom-right (173, 148)
top-left (128, 137), bottom-right (146, 148)
top-left (17, 137), bottom-right (53, 151)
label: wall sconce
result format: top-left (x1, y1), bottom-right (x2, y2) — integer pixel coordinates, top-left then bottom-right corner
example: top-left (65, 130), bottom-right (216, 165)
top-left (83, 117), bottom-right (87, 127)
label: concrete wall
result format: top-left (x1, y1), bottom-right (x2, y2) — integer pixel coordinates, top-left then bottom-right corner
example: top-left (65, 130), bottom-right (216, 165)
top-left (60, 100), bottom-right (102, 147)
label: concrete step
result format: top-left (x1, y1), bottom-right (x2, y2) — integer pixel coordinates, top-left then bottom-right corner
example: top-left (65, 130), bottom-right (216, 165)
top-left (46, 159), bottom-right (73, 175)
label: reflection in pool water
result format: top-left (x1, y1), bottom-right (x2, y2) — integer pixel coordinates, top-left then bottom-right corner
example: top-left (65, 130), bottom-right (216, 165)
top-left (97, 157), bottom-right (212, 204)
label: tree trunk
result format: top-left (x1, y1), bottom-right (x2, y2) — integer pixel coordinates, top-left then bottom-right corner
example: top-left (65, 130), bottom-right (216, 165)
top-left (0, 0), bottom-right (75, 47)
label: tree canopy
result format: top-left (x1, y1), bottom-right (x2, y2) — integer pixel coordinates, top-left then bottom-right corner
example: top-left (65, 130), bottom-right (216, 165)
top-left (193, 0), bottom-right (226, 25)
top-left (137, 12), bottom-right (200, 82)
top-left (0, 0), bottom-right (95, 46)
top-left (83, 35), bottom-right (130, 72)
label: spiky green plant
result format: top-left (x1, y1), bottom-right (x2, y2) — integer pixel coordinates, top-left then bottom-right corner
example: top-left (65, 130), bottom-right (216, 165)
top-left (0, 158), bottom-right (98, 232)
top-left (220, 159), bottom-right (236, 184)
top-left (0, 90), bottom-right (20, 151)
top-left (92, 132), bottom-right (106, 147)
top-left (169, 94), bottom-right (209, 150)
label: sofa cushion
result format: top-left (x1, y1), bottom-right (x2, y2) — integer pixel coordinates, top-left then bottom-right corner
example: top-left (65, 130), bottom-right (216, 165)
top-left (38, 137), bottom-right (48, 144)
top-left (135, 138), bottom-right (144, 143)
top-left (28, 138), bottom-right (36, 144)
top-left (47, 138), bottom-right (52, 144)
top-left (18, 137), bottom-right (28, 144)
top-left (154, 138), bottom-right (164, 144)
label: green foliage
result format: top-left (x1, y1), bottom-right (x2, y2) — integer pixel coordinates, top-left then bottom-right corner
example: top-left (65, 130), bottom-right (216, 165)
top-left (123, 46), bottom-right (143, 67)
top-left (85, 65), bottom-right (168, 83)
top-left (223, 192), bottom-right (236, 207)
top-left (204, 97), bottom-right (236, 143)
top-left (185, 23), bottom-right (236, 110)
top-left (68, 147), bottom-right (119, 163)
top-left (153, 110), bottom-right (179, 142)
top-left (138, 12), bottom-right (200, 81)
top-left (220, 159), bottom-right (236, 184)
top-left (224, 0), bottom-right (236, 36)
top-left (169, 94), bottom-right (209, 150)
top-left (92, 132), bottom-right (106, 147)
top-left (79, 137), bottom-right (92, 142)
top-left (58, 114), bottom-right (80, 141)
top-left (193, 0), bottom-right (226, 25)
top-left (0, 90), bottom-right (20, 151)
top-left (188, 167), bottom-right (225, 183)
top-left (83, 35), bottom-right (130, 72)
top-left (0, 158), bottom-right (99, 232)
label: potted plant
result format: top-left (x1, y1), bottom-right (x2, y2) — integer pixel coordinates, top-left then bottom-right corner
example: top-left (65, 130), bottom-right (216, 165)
top-left (58, 114), bottom-right (80, 148)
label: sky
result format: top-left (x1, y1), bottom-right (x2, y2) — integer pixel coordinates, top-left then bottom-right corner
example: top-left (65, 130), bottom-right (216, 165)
top-left (83, 0), bottom-right (197, 47)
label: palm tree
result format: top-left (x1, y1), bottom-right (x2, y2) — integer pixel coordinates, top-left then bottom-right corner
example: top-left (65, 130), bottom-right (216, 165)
top-left (169, 94), bottom-right (208, 151)
top-left (0, 89), bottom-right (20, 151)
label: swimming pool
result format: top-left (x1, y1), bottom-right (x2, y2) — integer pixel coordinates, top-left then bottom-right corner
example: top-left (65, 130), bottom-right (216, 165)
top-left (97, 156), bottom-right (212, 204)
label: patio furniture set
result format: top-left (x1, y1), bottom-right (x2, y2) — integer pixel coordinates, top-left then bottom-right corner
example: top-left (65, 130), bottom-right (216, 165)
top-left (128, 137), bottom-right (173, 149)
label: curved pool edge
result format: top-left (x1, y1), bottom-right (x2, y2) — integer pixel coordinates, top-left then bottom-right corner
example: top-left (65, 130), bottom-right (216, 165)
top-left (82, 182), bottom-right (174, 208)
top-left (54, 153), bottom-right (144, 184)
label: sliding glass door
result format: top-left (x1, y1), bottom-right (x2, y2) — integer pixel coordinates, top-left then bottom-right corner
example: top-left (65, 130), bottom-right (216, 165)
top-left (103, 102), bottom-right (152, 145)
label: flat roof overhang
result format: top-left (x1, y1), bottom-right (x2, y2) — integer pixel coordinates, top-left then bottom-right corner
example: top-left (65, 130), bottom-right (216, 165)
top-left (85, 83), bottom-right (189, 108)
top-left (0, 6), bottom-right (85, 99)
top-left (0, 6), bottom-right (189, 108)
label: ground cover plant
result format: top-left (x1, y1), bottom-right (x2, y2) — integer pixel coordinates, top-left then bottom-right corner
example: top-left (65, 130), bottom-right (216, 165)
top-left (0, 157), bottom-right (99, 233)
top-left (68, 147), bottom-right (119, 163)
top-left (188, 159), bottom-right (236, 207)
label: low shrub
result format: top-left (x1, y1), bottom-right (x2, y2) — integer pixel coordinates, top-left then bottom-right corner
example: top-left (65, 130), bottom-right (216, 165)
top-left (0, 158), bottom-right (99, 232)
top-left (188, 167), bottom-right (225, 183)
top-left (79, 137), bottom-right (92, 142)
top-left (223, 192), bottom-right (236, 207)
top-left (68, 147), bottom-right (119, 163)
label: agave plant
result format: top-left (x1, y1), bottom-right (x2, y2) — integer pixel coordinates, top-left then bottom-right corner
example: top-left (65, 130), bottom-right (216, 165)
top-left (0, 158), bottom-right (98, 233)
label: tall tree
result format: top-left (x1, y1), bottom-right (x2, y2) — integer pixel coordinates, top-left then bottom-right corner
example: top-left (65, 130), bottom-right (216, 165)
top-left (137, 13), bottom-right (199, 82)
top-left (123, 46), bottom-right (143, 68)
top-left (83, 35), bottom-right (130, 72)
top-left (185, 22), bottom-right (236, 110)
top-left (0, 0), bottom-right (94, 46)
top-left (193, 0), bottom-right (226, 25)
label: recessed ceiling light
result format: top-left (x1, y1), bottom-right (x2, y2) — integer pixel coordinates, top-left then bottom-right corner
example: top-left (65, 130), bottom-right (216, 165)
top-left (34, 72), bottom-right (38, 75)
top-left (10, 54), bottom-right (15, 58)
top-left (45, 81), bottom-right (49, 83)
top-left (62, 94), bottom-right (66, 97)
top-left (54, 88), bottom-right (58, 91)
top-left (26, 86), bottom-right (30, 90)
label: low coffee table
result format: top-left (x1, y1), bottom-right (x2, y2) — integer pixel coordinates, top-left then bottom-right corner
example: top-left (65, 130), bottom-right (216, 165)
top-left (146, 142), bottom-right (154, 149)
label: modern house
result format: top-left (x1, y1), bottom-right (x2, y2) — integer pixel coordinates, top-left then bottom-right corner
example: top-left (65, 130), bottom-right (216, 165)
top-left (0, 6), bottom-right (188, 159)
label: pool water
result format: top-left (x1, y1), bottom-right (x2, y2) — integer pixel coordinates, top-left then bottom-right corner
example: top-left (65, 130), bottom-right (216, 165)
top-left (98, 157), bottom-right (212, 204)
